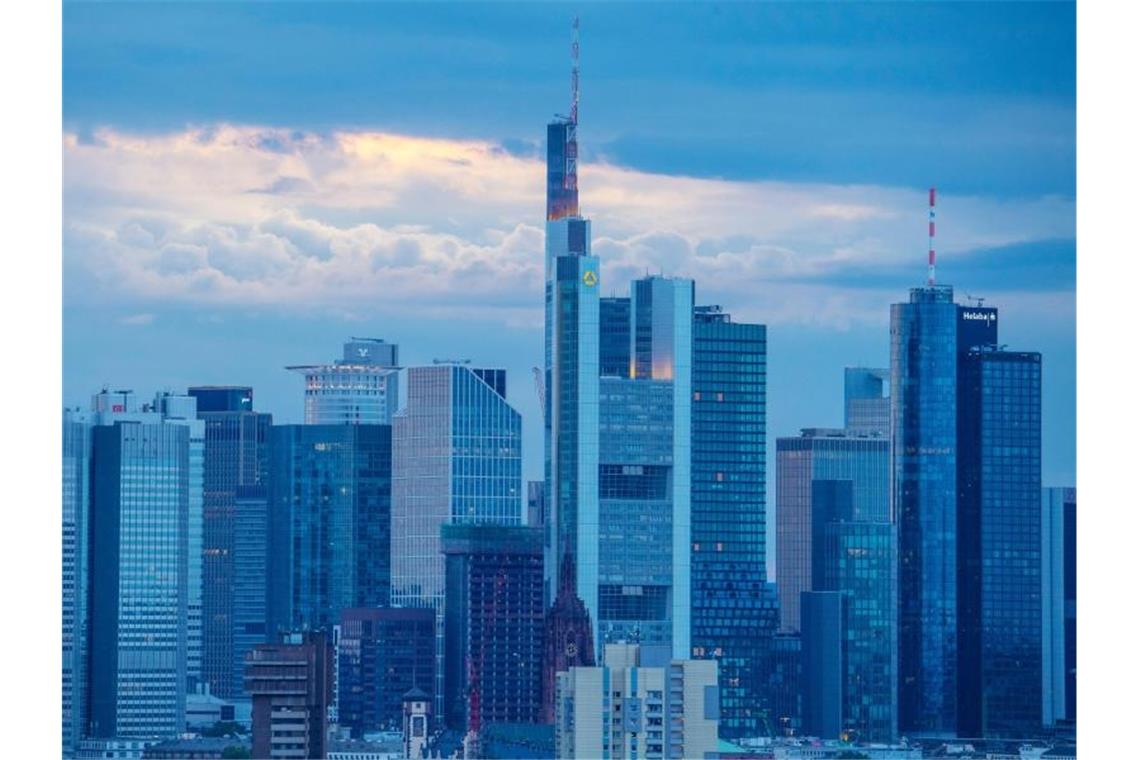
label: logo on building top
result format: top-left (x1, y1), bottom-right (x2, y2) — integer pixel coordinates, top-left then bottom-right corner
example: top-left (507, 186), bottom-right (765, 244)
top-left (582, 270), bottom-right (598, 287)
top-left (962, 310), bottom-right (996, 323)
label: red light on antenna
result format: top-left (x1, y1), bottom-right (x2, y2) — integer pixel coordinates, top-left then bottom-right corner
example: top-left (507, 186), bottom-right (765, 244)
top-left (929, 187), bottom-right (936, 206)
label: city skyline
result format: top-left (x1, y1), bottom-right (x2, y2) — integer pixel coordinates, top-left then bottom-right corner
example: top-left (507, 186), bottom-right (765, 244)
top-left (63, 3), bottom-right (1076, 517)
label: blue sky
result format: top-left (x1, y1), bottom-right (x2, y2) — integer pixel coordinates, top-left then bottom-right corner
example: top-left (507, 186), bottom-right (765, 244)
top-left (62, 2), bottom-right (1076, 513)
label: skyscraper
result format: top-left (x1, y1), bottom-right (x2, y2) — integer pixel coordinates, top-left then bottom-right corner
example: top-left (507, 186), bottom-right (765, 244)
top-left (287, 338), bottom-right (400, 425)
top-left (776, 427), bottom-right (895, 741)
top-left (595, 276), bottom-right (693, 657)
top-left (599, 296), bottom-right (631, 378)
top-left (63, 409), bottom-right (93, 755)
top-left (441, 524), bottom-right (545, 731)
top-left (187, 386), bottom-right (272, 699)
top-left (1042, 486), bottom-right (1076, 728)
top-left (776, 428), bottom-right (890, 632)
top-left (391, 363), bottom-right (523, 719)
top-left (892, 284), bottom-right (961, 737)
top-left (544, 149), bottom-right (600, 635)
top-left (87, 391), bottom-right (204, 739)
top-left (690, 304), bottom-right (777, 738)
top-left (844, 367), bottom-right (889, 435)
top-left (267, 423), bottom-right (392, 635)
top-left (957, 346), bottom-right (1043, 738)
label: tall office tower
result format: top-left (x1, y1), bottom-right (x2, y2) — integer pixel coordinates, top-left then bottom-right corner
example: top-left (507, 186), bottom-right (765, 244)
top-left (817, 518), bottom-right (897, 741)
top-left (690, 303), bottom-right (777, 738)
top-left (1042, 487), bottom-right (1076, 728)
top-left (63, 409), bottom-right (93, 755)
top-left (844, 367), bottom-right (890, 435)
top-left (958, 347), bottom-right (1043, 738)
top-left (599, 296), bottom-right (631, 377)
top-left (391, 363), bottom-right (523, 719)
top-left (232, 485), bottom-right (270, 701)
top-left (187, 386), bottom-right (272, 699)
top-left (245, 632), bottom-right (333, 760)
top-left (267, 424), bottom-right (392, 635)
top-left (594, 275), bottom-right (693, 656)
top-left (892, 284), bottom-right (962, 737)
top-left (441, 524), bottom-right (545, 730)
top-left (800, 591), bottom-right (846, 740)
top-left (87, 391), bottom-right (204, 739)
top-left (776, 429), bottom-right (890, 632)
top-left (338, 608), bottom-right (435, 736)
top-left (776, 428), bottom-right (895, 741)
top-left (287, 337), bottom-right (400, 425)
top-left (768, 631), bottom-right (803, 737)
top-left (554, 644), bottom-right (719, 759)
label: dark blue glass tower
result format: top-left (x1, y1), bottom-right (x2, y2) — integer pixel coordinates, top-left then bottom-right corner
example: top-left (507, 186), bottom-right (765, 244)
top-left (958, 347), bottom-right (1042, 738)
top-left (188, 386), bottom-right (272, 699)
top-left (690, 304), bottom-right (777, 738)
top-left (267, 424), bottom-right (391, 636)
top-left (599, 296), bottom-right (631, 378)
top-left (892, 285), bottom-right (959, 737)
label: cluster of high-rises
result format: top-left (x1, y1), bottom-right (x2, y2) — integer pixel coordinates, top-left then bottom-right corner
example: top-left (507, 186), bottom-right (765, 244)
top-left (61, 35), bottom-right (1075, 760)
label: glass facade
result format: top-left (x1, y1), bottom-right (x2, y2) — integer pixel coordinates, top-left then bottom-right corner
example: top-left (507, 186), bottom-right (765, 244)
top-left (268, 424), bottom-right (392, 635)
top-left (188, 386), bottom-right (272, 699)
top-left (818, 520), bottom-right (898, 741)
top-left (775, 430), bottom-right (890, 632)
top-left (544, 215), bottom-right (601, 644)
top-left (600, 297), bottom-right (631, 378)
top-left (844, 367), bottom-right (889, 436)
top-left (288, 339), bottom-right (400, 425)
top-left (958, 348), bottom-right (1042, 738)
top-left (89, 403), bottom-right (201, 739)
top-left (232, 485), bottom-right (270, 702)
top-left (391, 363), bottom-right (523, 719)
top-left (690, 304), bottom-right (773, 739)
top-left (63, 410), bottom-right (93, 755)
top-left (337, 608), bottom-right (435, 736)
top-left (892, 285), bottom-right (959, 736)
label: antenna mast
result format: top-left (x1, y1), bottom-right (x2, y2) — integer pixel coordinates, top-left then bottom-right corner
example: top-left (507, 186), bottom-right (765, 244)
top-left (571, 16), bottom-right (580, 125)
top-left (927, 187), bottom-right (936, 286)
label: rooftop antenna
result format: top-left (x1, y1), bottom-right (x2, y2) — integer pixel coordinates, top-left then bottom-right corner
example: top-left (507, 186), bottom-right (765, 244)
top-left (927, 187), bottom-right (936, 286)
top-left (571, 16), bottom-right (580, 125)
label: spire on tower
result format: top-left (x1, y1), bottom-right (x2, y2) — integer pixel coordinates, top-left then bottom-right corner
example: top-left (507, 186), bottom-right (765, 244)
top-left (571, 16), bottom-right (580, 125)
top-left (927, 187), bottom-right (937, 286)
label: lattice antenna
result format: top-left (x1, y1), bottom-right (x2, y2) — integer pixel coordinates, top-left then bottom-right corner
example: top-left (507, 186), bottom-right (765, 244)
top-left (927, 187), bottom-right (937, 286)
top-left (571, 16), bottom-right (580, 124)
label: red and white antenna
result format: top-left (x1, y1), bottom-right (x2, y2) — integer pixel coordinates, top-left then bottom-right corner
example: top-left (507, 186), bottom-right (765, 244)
top-left (570, 16), bottom-right (580, 125)
top-left (927, 187), bottom-right (936, 286)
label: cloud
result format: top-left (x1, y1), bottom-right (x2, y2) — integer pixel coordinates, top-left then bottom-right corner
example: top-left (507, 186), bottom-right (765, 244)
top-left (63, 124), bottom-right (1074, 327)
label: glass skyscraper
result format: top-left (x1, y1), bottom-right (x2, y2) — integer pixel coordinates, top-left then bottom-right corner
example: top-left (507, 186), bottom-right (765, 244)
top-left (775, 427), bottom-right (895, 741)
top-left (87, 391), bottom-right (204, 740)
top-left (892, 285), bottom-right (961, 737)
top-left (843, 367), bottom-right (889, 435)
top-left (958, 347), bottom-right (1043, 738)
top-left (391, 363), bottom-right (523, 719)
top-left (599, 296), bottom-right (631, 378)
top-left (287, 338), bottom-right (400, 425)
top-left (187, 386), bottom-right (272, 699)
top-left (776, 429), bottom-right (890, 632)
top-left (63, 409), bottom-right (93, 755)
top-left (689, 304), bottom-right (777, 738)
top-left (267, 423), bottom-right (392, 635)
top-left (1042, 486), bottom-right (1076, 728)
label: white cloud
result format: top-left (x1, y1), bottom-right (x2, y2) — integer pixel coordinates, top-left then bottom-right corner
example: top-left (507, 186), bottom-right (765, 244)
top-left (63, 124), bottom-right (1074, 327)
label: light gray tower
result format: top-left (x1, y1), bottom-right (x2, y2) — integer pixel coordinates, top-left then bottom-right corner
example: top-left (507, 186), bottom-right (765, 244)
top-left (288, 338), bottom-right (400, 425)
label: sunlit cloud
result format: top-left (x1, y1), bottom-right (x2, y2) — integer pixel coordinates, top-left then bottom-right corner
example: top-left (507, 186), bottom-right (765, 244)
top-left (64, 124), bottom-right (1074, 328)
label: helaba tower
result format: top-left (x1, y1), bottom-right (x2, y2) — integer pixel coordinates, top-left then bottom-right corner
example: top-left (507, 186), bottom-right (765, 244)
top-left (542, 17), bottom-right (600, 693)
